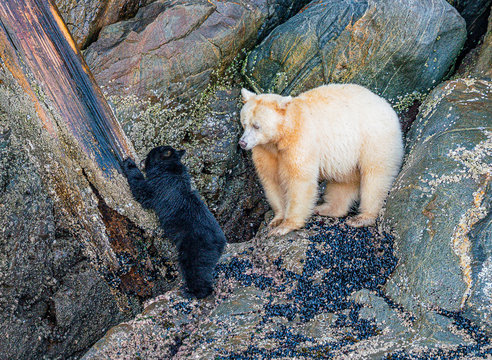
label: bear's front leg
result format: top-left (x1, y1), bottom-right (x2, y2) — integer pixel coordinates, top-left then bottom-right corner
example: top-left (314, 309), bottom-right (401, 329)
top-left (252, 146), bottom-right (285, 228)
top-left (120, 158), bottom-right (153, 209)
top-left (269, 172), bottom-right (318, 237)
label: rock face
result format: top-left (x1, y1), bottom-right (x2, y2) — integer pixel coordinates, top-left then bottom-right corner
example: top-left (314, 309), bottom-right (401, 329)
top-left (55, 0), bottom-right (154, 49)
top-left (82, 217), bottom-right (491, 359)
top-left (473, 11), bottom-right (492, 78)
top-left (83, 0), bottom-right (312, 242)
top-left (383, 78), bottom-right (492, 335)
top-left (111, 85), bottom-right (268, 243)
top-left (455, 10), bottom-right (492, 79)
top-left (84, 0), bottom-right (307, 103)
top-left (243, 0), bottom-right (466, 102)
top-left (0, 68), bottom-right (120, 360)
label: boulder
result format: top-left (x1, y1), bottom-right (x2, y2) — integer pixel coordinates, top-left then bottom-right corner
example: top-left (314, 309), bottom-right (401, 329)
top-left (243, 0), bottom-right (466, 103)
top-left (383, 78), bottom-right (492, 335)
top-left (82, 217), bottom-right (490, 359)
top-left (84, 0), bottom-right (307, 103)
top-left (55, 0), bottom-right (154, 49)
top-left (0, 69), bottom-right (130, 360)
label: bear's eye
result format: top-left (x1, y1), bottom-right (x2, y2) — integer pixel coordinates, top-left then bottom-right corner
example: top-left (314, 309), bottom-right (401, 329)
top-left (162, 150), bottom-right (172, 158)
top-left (253, 124), bottom-right (260, 130)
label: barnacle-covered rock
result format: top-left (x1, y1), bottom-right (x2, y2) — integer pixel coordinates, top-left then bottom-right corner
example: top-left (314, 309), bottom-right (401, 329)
top-left (383, 77), bottom-right (492, 335)
top-left (82, 217), bottom-right (490, 359)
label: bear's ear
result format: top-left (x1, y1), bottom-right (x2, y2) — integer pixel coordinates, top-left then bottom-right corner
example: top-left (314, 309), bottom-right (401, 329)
top-left (241, 88), bottom-right (256, 103)
top-left (276, 96), bottom-right (292, 110)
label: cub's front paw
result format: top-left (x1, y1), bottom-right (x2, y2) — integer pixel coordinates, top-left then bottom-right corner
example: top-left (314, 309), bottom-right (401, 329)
top-left (121, 158), bottom-right (137, 173)
top-left (346, 214), bottom-right (376, 228)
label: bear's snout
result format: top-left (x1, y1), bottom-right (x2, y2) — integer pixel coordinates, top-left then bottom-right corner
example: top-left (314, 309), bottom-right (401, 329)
top-left (239, 139), bottom-right (248, 149)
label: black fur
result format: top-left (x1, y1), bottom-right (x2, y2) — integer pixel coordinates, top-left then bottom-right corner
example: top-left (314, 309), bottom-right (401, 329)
top-left (121, 146), bottom-right (227, 299)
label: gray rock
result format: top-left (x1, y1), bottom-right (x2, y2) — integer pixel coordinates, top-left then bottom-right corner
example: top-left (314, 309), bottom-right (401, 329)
top-left (0, 70), bottom-right (126, 360)
top-left (84, 0), bottom-right (307, 103)
top-left (457, 10), bottom-right (492, 79)
top-left (243, 0), bottom-right (466, 103)
top-left (383, 77), bottom-right (492, 335)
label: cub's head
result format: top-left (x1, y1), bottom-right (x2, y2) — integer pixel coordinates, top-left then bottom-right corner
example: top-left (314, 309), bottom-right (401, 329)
top-left (239, 88), bottom-right (291, 150)
top-left (144, 145), bottom-right (185, 171)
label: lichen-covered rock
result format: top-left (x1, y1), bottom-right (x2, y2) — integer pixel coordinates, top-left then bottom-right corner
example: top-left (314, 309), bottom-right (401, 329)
top-left (84, 0), bottom-right (306, 103)
top-left (243, 0), bottom-right (466, 103)
top-left (55, 0), bottom-right (154, 49)
top-left (0, 68), bottom-right (126, 359)
top-left (82, 217), bottom-right (491, 359)
top-left (383, 78), bottom-right (492, 335)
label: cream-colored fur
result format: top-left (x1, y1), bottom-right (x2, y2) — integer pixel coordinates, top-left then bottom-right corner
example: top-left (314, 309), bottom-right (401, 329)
top-left (239, 84), bottom-right (404, 236)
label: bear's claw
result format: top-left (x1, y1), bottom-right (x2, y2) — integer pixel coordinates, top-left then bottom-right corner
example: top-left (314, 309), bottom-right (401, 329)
top-left (346, 214), bottom-right (376, 228)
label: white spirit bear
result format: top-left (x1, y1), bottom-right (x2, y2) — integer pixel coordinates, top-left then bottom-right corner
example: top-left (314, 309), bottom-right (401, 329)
top-left (239, 84), bottom-right (403, 236)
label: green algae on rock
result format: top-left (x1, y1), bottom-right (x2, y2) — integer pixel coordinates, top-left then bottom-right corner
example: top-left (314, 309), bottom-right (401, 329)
top-left (243, 0), bottom-right (466, 103)
top-left (383, 78), bottom-right (492, 335)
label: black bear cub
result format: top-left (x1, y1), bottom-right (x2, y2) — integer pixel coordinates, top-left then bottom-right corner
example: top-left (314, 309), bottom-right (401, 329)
top-left (121, 146), bottom-right (226, 299)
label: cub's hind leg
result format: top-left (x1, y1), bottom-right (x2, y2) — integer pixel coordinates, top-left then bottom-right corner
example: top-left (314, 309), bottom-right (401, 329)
top-left (314, 175), bottom-right (360, 218)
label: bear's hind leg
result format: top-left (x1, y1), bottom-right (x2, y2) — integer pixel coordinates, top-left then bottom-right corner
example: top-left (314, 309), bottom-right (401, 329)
top-left (314, 179), bottom-right (359, 218)
top-left (347, 166), bottom-right (394, 227)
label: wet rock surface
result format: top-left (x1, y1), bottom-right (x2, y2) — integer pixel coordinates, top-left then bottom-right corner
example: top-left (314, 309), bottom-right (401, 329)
top-left (82, 217), bottom-right (492, 359)
top-left (243, 0), bottom-right (466, 103)
top-left (383, 78), bottom-right (492, 335)
top-left (457, 10), bottom-right (492, 79)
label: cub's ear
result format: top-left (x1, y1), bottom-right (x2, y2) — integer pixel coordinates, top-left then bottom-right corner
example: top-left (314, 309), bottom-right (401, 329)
top-left (241, 88), bottom-right (256, 103)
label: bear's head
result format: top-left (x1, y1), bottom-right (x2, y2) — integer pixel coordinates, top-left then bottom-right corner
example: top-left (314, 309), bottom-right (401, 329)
top-left (239, 88), bottom-right (291, 150)
top-left (144, 145), bottom-right (185, 171)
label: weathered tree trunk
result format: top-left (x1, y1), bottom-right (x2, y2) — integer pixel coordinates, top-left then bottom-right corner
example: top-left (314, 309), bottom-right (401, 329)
top-left (0, 0), bottom-right (133, 168)
top-left (0, 1), bottom-right (175, 359)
